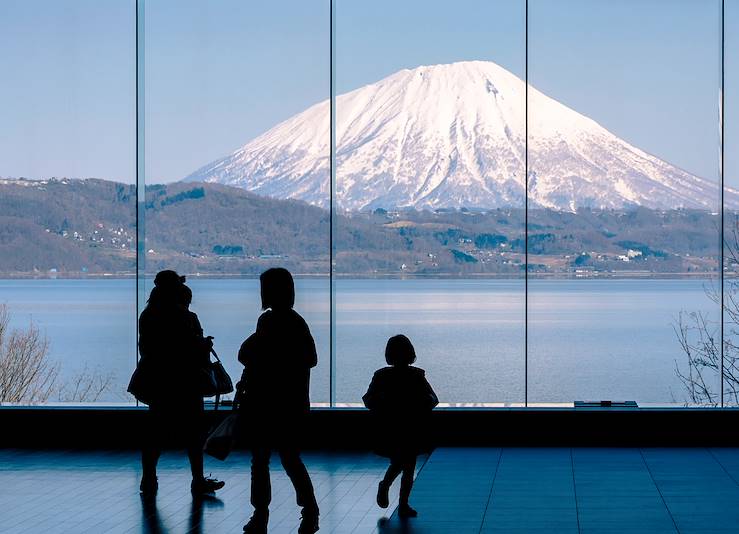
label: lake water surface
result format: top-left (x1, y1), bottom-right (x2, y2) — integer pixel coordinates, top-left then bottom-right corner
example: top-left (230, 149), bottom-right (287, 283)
top-left (0, 278), bottom-right (720, 405)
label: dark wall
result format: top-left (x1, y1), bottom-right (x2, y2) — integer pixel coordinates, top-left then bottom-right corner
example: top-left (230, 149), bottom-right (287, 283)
top-left (2, 407), bottom-right (739, 449)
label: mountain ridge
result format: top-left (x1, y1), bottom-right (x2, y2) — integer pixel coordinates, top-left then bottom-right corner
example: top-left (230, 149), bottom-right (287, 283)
top-left (185, 60), bottom-right (735, 212)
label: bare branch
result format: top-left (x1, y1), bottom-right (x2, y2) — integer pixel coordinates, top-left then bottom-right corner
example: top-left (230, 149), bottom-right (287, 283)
top-left (0, 305), bottom-right (116, 404)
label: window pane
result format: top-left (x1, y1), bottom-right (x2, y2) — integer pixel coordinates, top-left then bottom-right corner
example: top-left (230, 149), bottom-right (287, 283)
top-left (143, 0), bottom-right (331, 404)
top-left (528, 0), bottom-right (722, 405)
top-left (0, 0), bottom-right (136, 404)
top-left (724, 0), bottom-right (739, 406)
top-left (335, 0), bottom-right (526, 405)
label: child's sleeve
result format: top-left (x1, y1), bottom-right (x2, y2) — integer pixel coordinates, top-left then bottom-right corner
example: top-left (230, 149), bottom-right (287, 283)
top-left (422, 375), bottom-right (439, 410)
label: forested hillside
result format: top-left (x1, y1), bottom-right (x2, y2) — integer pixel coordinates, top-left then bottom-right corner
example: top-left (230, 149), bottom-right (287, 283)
top-left (0, 178), bottom-right (727, 277)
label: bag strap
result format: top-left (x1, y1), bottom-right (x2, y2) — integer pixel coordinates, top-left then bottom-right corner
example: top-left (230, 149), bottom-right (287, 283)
top-left (211, 349), bottom-right (221, 410)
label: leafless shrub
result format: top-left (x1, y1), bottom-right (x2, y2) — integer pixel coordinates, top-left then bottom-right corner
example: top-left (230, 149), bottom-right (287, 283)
top-left (0, 305), bottom-right (117, 404)
top-left (56, 364), bottom-right (116, 403)
top-left (674, 308), bottom-right (721, 406)
top-left (0, 304), bottom-right (59, 404)
top-left (675, 217), bottom-right (739, 406)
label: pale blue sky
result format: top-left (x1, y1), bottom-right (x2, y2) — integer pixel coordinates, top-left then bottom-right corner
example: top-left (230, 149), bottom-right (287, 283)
top-left (0, 0), bottom-right (736, 188)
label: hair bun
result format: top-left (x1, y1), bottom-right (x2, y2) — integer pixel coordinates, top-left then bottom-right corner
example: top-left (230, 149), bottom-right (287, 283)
top-left (154, 270), bottom-right (186, 288)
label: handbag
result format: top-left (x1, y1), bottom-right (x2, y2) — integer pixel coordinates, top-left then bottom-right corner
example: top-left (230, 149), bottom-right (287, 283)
top-left (200, 349), bottom-right (234, 407)
top-left (127, 357), bottom-right (156, 405)
top-left (204, 412), bottom-right (239, 461)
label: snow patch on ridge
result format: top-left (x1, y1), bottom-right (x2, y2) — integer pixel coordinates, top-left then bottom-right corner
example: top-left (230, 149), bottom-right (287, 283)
top-left (184, 60), bottom-right (737, 211)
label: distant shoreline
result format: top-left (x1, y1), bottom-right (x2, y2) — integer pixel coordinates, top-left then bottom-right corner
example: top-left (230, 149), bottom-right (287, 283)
top-left (0, 272), bottom-right (727, 281)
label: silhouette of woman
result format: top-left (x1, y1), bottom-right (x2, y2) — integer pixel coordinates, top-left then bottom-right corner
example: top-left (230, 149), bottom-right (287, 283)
top-left (137, 270), bottom-right (225, 497)
top-left (238, 268), bottom-right (319, 534)
top-left (363, 335), bottom-right (438, 518)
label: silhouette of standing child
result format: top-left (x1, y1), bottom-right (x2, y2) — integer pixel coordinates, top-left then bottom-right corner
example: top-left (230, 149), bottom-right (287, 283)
top-left (363, 335), bottom-right (438, 518)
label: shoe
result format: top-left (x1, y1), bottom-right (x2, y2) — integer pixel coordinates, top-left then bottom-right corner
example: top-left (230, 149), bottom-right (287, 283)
top-left (191, 475), bottom-right (225, 495)
top-left (243, 510), bottom-right (268, 533)
top-left (139, 475), bottom-right (158, 496)
top-left (377, 480), bottom-right (390, 508)
top-left (298, 507), bottom-right (320, 534)
top-left (398, 504), bottom-right (418, 518)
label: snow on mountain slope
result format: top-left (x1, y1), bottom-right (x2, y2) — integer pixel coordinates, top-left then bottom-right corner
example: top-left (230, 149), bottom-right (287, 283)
top-left (184, 60), bottom-right (733, 211)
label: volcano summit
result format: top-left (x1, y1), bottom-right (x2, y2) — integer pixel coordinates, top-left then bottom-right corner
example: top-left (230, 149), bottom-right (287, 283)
top-left (185, 60), bottom-right (731, 212)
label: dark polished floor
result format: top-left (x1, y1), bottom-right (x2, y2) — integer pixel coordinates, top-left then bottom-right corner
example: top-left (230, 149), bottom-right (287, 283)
top-left (380, 447), bottom-right (739, 534)
top-left (0, 449), bottom-right (405, 533)
top-left (3, 448), bottom-right (739, 533)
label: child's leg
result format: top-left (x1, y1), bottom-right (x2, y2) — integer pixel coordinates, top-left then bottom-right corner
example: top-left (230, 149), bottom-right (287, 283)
top-left (382, 459), bottom-right (404, 486)
top-left (398, 456), bottom-right (417, 506)
top-left (377, 457), bottom-right (404, 509)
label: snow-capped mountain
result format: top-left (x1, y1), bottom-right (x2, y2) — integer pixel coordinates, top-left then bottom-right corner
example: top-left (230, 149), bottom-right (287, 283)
top-left (184, 60), bottom-right (732, 211)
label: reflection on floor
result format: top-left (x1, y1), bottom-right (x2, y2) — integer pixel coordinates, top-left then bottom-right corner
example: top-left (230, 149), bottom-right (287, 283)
top-left (3, 447), bottom-right (739, 533)
top-left (379, 447), bottom-right (739, 534)
top-left (0, 450), bottom-right (404, 533)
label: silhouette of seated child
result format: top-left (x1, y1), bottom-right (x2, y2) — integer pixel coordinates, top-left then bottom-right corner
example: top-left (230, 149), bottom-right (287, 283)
top-left (363, 334), bottom-right (438, 518)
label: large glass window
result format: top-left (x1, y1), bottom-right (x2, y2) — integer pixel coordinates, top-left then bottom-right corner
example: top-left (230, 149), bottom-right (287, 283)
top-left (334, 0), bottom-right (526, 404)
top-left (0, 0), bottom-right (136, 403)
top-left (528, 0), bottom-right (723, 405)
top-left (1, 0), bottom-right (734, 408)
top-left (142, 0), bottom-right (331, 403)
top-left (724, 0), bottom-right (739, 406)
